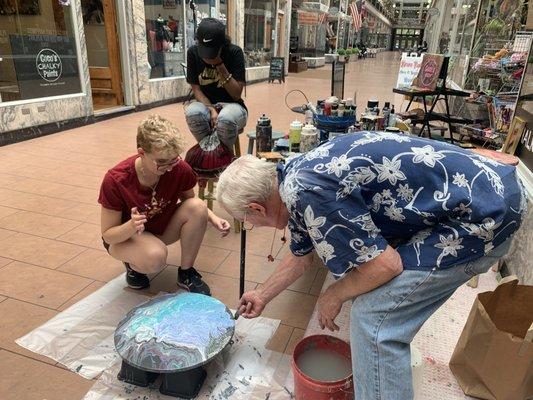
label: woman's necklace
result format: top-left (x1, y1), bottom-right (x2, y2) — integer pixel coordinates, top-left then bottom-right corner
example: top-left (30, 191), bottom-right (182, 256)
top-left (139, 159), bottom-right (161, 208)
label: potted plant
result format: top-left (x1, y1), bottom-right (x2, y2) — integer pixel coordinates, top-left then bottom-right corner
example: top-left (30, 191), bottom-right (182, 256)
top-left (346, 48), bottom-right (353, 62)
top-left (353, 47), bottom-right (360, 60)
top-left (337, 48), bottom-right (346, 62)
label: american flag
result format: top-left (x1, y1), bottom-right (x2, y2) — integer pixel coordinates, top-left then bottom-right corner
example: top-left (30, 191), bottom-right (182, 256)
top-left (318, 11), bottom-right (328, 25)
top-left (349, 1), bottom-right (362, 31)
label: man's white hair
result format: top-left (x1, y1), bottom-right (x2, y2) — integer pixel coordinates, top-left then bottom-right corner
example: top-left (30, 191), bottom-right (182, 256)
top-left (217, 155), bottom-right (277, 217)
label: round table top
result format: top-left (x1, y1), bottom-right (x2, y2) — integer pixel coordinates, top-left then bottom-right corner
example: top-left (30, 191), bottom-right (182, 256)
top-left (114, 293), bottom-right (235, 373)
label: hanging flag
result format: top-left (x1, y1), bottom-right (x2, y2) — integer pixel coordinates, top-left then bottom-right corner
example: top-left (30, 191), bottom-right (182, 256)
top-left (349, 1), bottom-right (362, 31)
top-left (318, 11), bottom-right (328, 25)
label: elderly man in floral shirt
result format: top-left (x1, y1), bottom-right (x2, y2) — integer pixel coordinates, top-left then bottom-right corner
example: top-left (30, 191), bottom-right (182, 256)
top-left (216, 131), bottom-right (526, 400)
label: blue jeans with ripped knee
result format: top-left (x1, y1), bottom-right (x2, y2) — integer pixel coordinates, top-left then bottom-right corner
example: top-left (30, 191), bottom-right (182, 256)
top-left (350, 239), bottom-right (511, 400)
top-left (185, 101), bottom-right (247, 150)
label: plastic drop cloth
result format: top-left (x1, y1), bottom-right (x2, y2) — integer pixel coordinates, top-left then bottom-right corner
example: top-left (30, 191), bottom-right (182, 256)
top-left (83, 317), bottom-right (295, 400)
top-left (16, 274), bottom-right (152, 379)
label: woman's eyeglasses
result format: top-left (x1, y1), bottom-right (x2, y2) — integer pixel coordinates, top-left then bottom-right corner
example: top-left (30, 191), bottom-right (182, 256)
top-left (149, 155), bottom-right (182, 170)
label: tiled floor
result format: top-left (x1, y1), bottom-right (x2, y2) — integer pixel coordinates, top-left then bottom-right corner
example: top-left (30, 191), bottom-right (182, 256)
top-left (0, 52), bottom-right (402, 399)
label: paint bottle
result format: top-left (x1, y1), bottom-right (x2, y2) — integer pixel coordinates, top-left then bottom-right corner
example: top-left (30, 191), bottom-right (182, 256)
top-left (338, 103), bottom-right (345, 117)
top-left (300, 124), bottom-right (319, 152)
top-left (382, 102), bottom-right (391, 127)
top-left (316, 100), bottom-right (324, 115)
top-left (256, 114), bottom-right (272, 152)
top-left (331, 103), bottom-right (339, 117)
top-left (324, 101), bottom-right (332, 116)
top-left (304, 108), bottom-right (314, 125)
top-left (289, 120), bottom-right (303, 152)
top-left (388, 104), bottom-right (396, 128)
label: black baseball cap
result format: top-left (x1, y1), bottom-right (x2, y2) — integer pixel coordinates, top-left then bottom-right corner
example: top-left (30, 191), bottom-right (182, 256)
top-left (196, 18), bottom-right (226, 59)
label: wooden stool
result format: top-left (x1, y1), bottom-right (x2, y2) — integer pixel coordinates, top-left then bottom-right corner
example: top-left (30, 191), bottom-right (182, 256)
top-left (198, 132), bottom-right (243, 233)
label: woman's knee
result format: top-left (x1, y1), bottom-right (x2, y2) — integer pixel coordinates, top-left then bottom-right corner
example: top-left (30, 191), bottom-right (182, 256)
top-left (139, 246), bottom-right (168, 273)
top-left (181, 197), bottom-right (208, 219)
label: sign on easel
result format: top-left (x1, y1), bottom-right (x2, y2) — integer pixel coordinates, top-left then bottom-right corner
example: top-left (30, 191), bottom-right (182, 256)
top-left (268, 57), bottom-right (285, 83)
top-left (412, 54), bottom-right (444, 91)
top-left (396, 52), bottom-right (423, 88)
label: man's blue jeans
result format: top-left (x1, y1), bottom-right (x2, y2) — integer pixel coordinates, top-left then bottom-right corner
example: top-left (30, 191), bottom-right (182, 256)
top-left (350, 239), bottom-right (511, 400)
top-left (185, 101), bottom-right (247, 149)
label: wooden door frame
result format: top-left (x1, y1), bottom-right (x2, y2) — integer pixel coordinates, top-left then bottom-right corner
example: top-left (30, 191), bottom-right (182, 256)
top-left (90, 0), bottom-right (123, 107)
top-left (103, 0), bottom-right (123, 105)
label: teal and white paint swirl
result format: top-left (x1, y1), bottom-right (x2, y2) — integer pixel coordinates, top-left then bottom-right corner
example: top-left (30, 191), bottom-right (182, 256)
top-left (114, 293), bottom-right (234, 373)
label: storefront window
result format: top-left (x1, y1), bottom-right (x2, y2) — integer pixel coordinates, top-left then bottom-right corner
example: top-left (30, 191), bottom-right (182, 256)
top-left (244, 0), bottom-right (276, 67)
top-left (290, 7), bottom-right (326, 56)
top-left (0, 0), bottom-right (82, 103)
top-left (195, 0), bottom-right (213, 20)
top-left (144, 0), bottom-right (186, 79)
top-left (219, 0), bottom-right (227, 26)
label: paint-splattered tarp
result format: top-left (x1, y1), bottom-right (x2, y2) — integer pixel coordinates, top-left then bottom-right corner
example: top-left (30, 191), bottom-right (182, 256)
top-left (17, 274), bottom-right (151, 379)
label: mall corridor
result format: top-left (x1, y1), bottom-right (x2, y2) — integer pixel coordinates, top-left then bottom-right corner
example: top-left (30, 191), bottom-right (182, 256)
top-left (0, 52), bottom-right (402, 400)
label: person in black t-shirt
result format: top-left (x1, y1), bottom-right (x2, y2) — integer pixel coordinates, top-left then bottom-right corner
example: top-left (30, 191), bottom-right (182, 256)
top-left (185, 18), bottom-right (248, 150)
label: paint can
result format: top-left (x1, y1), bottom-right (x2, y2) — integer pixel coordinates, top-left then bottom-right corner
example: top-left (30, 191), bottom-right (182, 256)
top-left (292, 335), bottom-right (354, 400)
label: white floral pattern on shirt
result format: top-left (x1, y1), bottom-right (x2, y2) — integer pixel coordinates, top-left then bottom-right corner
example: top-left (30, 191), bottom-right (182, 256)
top-left (278, 132), bottom-right (524, 276)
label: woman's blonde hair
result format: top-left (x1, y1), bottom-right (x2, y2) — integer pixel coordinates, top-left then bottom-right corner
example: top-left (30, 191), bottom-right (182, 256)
top-left (217, 155), bottom-right (277, 217)
top-left (137, 114), bottom-right (186, 156)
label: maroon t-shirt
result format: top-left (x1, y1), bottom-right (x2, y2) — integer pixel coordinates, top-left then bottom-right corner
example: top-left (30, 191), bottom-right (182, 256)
top-left (98, 155), bottom-right (198, 235)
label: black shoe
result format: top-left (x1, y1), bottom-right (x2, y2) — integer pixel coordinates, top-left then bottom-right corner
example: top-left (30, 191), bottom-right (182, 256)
top-left (177, 267), bottom-right (211, 296)
top-left (125, 263), bottom-right (150, 290)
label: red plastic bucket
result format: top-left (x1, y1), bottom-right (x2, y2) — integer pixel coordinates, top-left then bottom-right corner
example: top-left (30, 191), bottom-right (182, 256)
top-left (292, 334), bottom-right (354, 400)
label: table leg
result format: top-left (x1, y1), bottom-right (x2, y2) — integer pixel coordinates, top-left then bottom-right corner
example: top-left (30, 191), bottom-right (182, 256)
top-left (406, 97), bottom-right (413, 112)
top-left (421, 97), bottom-right (430, 138)
top-left (444, 95), bottom-right (454, 144)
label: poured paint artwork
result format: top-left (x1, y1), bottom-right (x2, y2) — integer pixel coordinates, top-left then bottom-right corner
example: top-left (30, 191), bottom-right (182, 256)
top-left (114, 293), bottom-right (234, 373)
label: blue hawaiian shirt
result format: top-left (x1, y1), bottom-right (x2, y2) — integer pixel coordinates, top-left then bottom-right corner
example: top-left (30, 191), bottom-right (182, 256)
top-left (278, 132), bottom-right (527, 277)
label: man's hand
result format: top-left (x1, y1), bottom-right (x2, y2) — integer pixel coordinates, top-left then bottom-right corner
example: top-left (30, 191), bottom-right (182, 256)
top-left (317, 287), bottom-right (342, 331)
top-left (237, 289), bottom-right (267, 318)
top-left (210, 215), bottom-right (230, 237)
top-left (208, 106), bottom-right (218, 128)
top-left (130, 207), bottom-right (147, 235)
